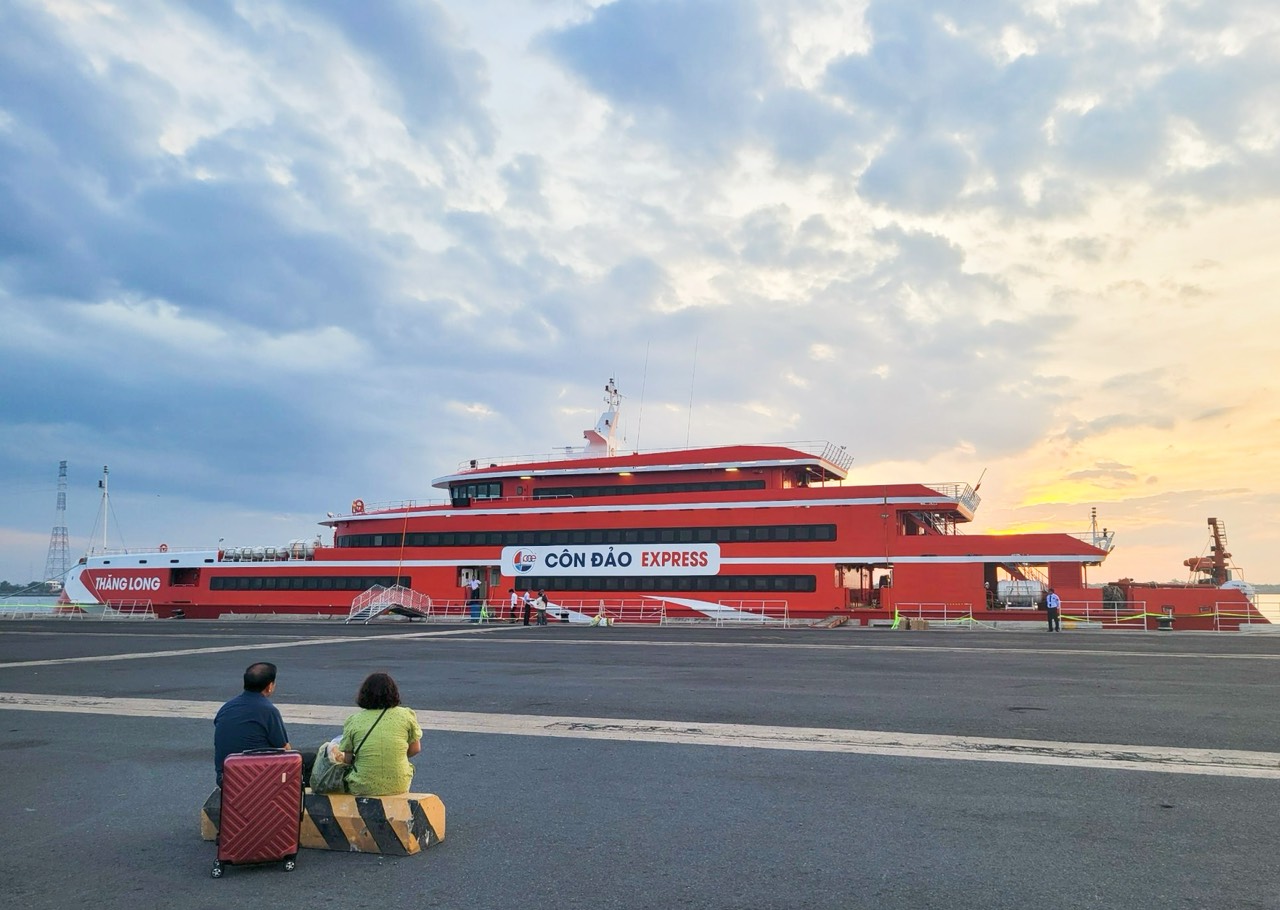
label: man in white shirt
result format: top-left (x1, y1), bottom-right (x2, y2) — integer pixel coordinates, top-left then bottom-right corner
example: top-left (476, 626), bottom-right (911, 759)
top-left (1045, 587), bottom-right (1062, 632)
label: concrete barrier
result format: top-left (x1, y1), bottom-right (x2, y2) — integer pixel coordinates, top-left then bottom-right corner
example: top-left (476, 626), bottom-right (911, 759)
top-left (202, 788), bottom-right (446, 855)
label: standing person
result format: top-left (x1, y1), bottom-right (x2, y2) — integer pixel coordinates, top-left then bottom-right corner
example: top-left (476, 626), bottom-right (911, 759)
top-left (535, 589), bottom-right (549, 625)
top-left (1045, 587), bottom-right (1062, 632)
top-left (508, 588), bottom-right (518, 623)
top-left (464, 576), bottom-right (482, 621)
top-left (522, 591), bottom-right (533, 626)
top-left (340, 672), bottom-right (423, 797)
top-left (213, 662), bottom-right (302, 787)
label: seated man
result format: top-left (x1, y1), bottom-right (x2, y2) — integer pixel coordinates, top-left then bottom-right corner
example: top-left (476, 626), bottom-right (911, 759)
top-left (213, 661), bottom-right (304, 787)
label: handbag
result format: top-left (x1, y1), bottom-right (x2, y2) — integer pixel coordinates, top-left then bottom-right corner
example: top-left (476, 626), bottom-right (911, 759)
top-left (308, 708), bottom-right (388, 793)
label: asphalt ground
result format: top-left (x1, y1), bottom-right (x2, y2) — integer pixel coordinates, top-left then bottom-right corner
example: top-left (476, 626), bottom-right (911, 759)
top-left (1, 620), bottom-right (1278, 910)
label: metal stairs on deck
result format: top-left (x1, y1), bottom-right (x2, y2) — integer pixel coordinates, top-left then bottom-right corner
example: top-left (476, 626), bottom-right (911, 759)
top-left (346, 585), bottom-right (432, 623)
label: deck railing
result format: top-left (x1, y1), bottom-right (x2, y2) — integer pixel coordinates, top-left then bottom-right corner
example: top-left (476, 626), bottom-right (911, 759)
top-left (457, 440), bottom-right (851, 474)
top-left (101, 600), bottom-right (156, 620)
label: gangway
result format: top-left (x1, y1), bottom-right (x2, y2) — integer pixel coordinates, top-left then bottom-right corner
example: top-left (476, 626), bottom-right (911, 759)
top-left (346, 585), bottom-right (432, 623)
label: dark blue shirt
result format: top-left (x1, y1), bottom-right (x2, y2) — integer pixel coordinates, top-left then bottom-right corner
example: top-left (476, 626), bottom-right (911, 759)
top-left (213, 691), bottom-right (289, 785)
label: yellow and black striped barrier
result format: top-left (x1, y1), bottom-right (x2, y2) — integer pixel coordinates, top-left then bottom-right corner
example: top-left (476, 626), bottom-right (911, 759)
top-left (202, 789), bottom-right (446, 856)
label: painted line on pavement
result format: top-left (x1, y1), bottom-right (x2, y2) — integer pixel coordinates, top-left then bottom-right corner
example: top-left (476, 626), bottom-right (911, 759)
top-left (1, 692), bottom-right (1277, 780)
top-left (0, 626), bottom-right (503, 668)
top-left (480, 638), bottom-right (1280, 661)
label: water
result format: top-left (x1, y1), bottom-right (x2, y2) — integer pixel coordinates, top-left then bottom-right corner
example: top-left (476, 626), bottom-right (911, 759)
top-left (0, 593), bottom-right (64, 617)
top-left (1256, 594), bottom-right (1280, 623)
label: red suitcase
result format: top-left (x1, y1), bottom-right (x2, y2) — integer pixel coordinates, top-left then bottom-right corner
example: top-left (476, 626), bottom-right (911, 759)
top-left (212, 750), bottom-right (302, 877)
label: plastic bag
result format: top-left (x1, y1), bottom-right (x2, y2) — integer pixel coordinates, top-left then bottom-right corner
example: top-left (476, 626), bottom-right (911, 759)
top-left (309, 736), bottom-right (350, 794)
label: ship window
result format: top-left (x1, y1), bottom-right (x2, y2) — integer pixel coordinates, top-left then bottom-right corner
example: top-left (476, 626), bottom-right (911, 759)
top-left (263, 578), bottom-right (277, 590)
top-left (375, 522), bottom-right (836, 550)
top-left (515, 574), bottom-right (815, 593)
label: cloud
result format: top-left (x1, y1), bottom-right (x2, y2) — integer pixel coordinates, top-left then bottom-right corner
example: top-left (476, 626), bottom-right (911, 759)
top-left (1065, 462), bottom-right (1140, 486)
top-left (539, 0), bottom-right (773, 157)
top-left (857, 136), bottom-right (972, 212)
top-left (1, 0), bottom-right (1278, 587)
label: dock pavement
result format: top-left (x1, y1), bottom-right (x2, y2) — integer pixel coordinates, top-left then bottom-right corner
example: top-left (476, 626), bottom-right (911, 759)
top-left (2, 619), bottom-right (1278, 910)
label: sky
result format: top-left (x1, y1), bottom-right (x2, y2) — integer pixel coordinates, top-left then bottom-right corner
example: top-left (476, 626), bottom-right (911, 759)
top-left (2, 0), bottom-right (1278, 588)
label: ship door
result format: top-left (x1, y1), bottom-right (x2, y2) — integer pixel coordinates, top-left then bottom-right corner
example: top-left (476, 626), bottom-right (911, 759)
top-left (458, 567), bottom-right (501, 604)
top-left (836, 564), bottom-right (888, 608)
top-left (170, 567), bottom-right (200, 588)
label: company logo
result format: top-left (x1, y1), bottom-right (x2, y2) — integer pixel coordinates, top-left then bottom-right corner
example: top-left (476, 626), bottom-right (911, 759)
top-left (511, 549), bottom-right (537, 574)
top-left (95, 575), bottom-right (162, 592)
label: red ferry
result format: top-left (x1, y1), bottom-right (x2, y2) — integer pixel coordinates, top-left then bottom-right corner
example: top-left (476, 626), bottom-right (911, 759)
top-left (62, 381), bottom-right (1266, 630)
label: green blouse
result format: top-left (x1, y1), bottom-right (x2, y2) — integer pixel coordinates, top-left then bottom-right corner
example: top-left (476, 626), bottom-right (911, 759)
top-left (340, 706), bottom-right (423, 796)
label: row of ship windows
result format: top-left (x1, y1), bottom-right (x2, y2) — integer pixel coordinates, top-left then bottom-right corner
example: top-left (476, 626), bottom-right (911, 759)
top-left (531, 480), bottom-right (766, 499)
top-left (449, 479), bottom-right (768, 503)
top-left (512, 574), bottom-right (817, 593)
top-left (209, 575), bottom-right (409, 591)
top-left (451, 481), bottom-right (502, 501)
top-left (337, 523), bottom-right (837, 549)
top-left (205, 573), bottom-right (813, 593)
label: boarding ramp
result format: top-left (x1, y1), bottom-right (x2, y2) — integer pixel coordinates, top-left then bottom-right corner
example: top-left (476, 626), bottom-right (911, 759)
top-left (346, 585), bottom-right (432, 623)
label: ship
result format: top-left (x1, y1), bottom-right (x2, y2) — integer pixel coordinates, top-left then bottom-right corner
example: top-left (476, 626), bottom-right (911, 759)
top-left (61, 380), bottom-right (1268, 630)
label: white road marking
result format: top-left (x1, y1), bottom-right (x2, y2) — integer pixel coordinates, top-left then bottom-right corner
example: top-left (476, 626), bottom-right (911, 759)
top-left (0, 626), bottom-right (503, 668)
top-left (0, 692), bottom-right (1277, 779)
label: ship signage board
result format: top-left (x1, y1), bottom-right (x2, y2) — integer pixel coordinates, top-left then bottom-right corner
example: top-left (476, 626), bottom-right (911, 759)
top-left (500, 545), bottom-right (721, 576)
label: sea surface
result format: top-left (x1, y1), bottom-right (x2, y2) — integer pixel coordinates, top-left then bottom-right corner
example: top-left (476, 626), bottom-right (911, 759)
top-left (0, 593), bottom-right (64, 616)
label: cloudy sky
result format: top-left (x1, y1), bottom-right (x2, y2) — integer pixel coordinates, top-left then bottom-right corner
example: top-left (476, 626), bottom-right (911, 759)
top-left (2, 0), bottom-right (1278, 588)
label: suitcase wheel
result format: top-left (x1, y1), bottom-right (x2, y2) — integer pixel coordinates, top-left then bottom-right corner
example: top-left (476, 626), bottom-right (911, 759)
top-left (283, 858), bottom-right (296, 872)
top-left (211, 861), bottom-right (223, 879)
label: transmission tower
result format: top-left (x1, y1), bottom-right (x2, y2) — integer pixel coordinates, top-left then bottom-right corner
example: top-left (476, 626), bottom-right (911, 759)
top-left (43, 460), bottom-right (71, 589)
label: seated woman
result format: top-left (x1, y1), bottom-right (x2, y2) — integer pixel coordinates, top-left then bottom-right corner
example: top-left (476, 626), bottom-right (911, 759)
top-left (340, 672), bottom-right (423, 797)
